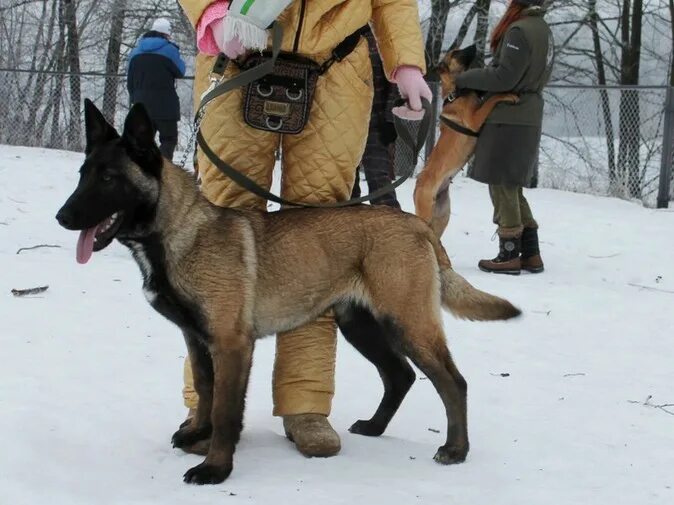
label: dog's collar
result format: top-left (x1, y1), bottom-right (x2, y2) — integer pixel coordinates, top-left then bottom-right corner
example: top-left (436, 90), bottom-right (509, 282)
top-left (443, 92), bottom-right (457, 105)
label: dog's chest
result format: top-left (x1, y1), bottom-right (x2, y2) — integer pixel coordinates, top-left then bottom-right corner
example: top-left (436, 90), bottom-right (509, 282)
top-left (124, 239), bottom-right (204, 335)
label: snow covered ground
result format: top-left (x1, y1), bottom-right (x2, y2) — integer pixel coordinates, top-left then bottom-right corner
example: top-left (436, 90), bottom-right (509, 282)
top-left (1, 145), bottom-right (673, 505)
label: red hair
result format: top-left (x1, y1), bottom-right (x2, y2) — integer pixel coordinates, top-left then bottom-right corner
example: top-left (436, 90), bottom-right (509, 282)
top-left (490, 1), bottom-right (527, 53)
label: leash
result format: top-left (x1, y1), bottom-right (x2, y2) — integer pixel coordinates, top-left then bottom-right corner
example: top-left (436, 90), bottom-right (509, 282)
top-left (439, 115), bottom-right (480, 138)
top-left (187, 23), bottom-right (432, 209)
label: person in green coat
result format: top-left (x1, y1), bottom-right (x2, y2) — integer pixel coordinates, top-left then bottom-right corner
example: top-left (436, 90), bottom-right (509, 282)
top-left (456, 0), bottom-right (554, 275)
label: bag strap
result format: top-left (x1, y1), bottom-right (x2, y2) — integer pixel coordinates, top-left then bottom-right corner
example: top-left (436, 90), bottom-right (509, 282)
top-left (319, 26), bottom-right (368, 74)
top-left (194, 23), bottom-right (432, 209)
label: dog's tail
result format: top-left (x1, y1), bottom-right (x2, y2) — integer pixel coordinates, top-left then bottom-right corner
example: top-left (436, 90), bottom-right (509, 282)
top-left (429, 233), bottom-right (521, 321)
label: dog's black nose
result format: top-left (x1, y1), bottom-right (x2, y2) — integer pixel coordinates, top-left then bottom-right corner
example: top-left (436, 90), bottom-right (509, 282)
top-left (56, 208), bottom-right (73, 228)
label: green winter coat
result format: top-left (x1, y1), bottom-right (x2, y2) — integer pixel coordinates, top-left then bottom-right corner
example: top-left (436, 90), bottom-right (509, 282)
top-left (456, 6), bottom-right (554, 187)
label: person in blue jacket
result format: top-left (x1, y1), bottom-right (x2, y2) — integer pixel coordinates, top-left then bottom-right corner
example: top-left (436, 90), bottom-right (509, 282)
top-left (127, 18), bottom-right (186, 161)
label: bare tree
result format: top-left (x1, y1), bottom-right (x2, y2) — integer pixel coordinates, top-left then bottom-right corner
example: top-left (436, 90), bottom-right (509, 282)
top-left (103, 0), bottom-right (126, 121)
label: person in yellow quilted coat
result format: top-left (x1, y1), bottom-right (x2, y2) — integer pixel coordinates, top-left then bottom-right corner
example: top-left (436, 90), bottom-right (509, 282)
top-left (178, 0), bottom-right (430, 458)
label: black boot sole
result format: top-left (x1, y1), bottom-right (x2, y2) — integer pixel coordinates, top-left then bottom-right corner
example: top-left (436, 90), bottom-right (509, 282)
top-left (478, 265), bottom-right (521, 275)
top-left (522, 266), bottom-right (545, 274)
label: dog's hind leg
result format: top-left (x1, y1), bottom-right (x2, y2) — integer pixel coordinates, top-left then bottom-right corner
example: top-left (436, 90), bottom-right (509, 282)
top-left (334, 303), bottom-right (416, 437)
top-left (399, 322), bottom-right (469, 465)
top-left (414, 129), bottom-right (454, 226)
top-left (172, 331), bottom-right (214, 450)
top-left (430, 177), bottom-right (452, 238)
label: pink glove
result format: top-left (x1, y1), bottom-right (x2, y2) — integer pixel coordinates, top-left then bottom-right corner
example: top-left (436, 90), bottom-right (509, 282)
top-left (392, 66), bottom-right (433, 121)
top-left (196, 1), bottom-right (245, 58)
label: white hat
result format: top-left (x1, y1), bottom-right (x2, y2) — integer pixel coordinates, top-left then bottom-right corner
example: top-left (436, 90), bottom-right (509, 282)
top-left (151, 18), bottom-right (171, 36)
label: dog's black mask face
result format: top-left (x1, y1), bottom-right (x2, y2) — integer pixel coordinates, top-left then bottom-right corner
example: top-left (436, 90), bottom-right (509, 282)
top-left (56, 99), bottom-right (163, 264)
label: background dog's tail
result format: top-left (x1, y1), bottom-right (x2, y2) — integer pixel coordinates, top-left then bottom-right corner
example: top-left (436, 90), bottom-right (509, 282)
top-left (427, 231), bottom-right (521, 321)
top-left (440, 267), bottom-right (521, 321)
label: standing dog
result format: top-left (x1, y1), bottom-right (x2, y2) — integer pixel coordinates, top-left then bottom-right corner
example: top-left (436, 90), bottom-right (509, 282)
top-left (56, 100), bottom-right (520, 485)
top-left (414, 46), bottom-right (518, 237)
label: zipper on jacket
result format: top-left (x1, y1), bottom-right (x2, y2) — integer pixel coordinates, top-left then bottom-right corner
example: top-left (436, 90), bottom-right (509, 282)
top-left (292, 0), bottom-right (306, 53)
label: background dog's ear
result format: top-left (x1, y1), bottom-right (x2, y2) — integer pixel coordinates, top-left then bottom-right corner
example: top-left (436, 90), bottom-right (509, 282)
top-left (457, 45), bottom-right (478, 69)
top-left (84, 99), bottom-right (119, 155)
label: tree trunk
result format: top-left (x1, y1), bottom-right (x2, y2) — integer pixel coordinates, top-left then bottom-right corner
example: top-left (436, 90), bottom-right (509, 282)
top-left (669, 0), bottom-right (674, 87)
top-left (25, 0), bottom-right (58, 145)
top-left (63, 0), bottom-right (82, 150)
top-left (617, 0), bottom-right (643, 199)
top-left (103, 0), bottom-right (126, 122)
top-left (49, 1), bottom-right (68, 149)
top-left (588, 0), bottom-right (617, 193)
top-left (424, 0), bottom-right (451, 72)
top-left (451, 3), bottom-right (478, 50)
top-left (474, 0), bottom-right (492, 67)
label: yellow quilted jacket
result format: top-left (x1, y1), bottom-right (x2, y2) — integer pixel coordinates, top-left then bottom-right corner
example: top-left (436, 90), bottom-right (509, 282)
top-left (180, 0), bottom-right (426, 78)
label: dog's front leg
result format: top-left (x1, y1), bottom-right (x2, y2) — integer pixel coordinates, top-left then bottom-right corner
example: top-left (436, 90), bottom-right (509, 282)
top-left (172, 331), bottom-right (214, 451)
top-left (183, 336), bottom-right (254, 485)
top-left (465, 94), bottom-right (519, 132)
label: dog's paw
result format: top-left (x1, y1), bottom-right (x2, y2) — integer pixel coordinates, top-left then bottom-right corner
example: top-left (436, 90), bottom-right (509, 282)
top-left (183, 462), bottom-right (232, 485)
top-left (172, 424), bottom-right (212, 449)
top-left (505, 94), bottom-right (519, 104)
top-left (181, 438), bottom-right (211, 456)
top-left (348, 419), bottom-right (385, 437)
top-left (433, 444), bottom-right (468, 465)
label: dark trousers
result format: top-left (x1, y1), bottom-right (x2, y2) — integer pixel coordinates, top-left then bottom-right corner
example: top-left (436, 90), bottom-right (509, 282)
top-left (489, 185), bottom-right (537, 236)
top-left (155, 120), bottom-right (178, 162)
top-left (352, 141), bottom-right (400, 209)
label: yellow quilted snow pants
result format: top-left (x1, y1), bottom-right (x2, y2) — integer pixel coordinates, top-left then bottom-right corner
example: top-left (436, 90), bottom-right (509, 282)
top-left (183, 40), bottom-right (374, 416)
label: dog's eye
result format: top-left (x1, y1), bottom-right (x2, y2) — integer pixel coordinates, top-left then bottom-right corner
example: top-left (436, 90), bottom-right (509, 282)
top-left (101, 173), bottom-right (113, 183)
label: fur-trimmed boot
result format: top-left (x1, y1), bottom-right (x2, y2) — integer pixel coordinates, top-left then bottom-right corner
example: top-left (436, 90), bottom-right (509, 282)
top-left (478, 235), bottom-right (522, 275)
top-left (521, 227), bottom-right (545, 273)
top-left (283, 414), bottom-right (341, 458)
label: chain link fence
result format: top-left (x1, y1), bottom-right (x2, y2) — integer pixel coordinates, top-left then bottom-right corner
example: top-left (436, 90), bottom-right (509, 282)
top-left (0, 69), bottom-right (195, 155)
top-left (0, 68), bottom-right (672, 207)
top-left (540, 85), bottom-right (670, 207)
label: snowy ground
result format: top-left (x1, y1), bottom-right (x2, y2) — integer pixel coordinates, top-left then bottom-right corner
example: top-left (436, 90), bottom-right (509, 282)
top-left (1, 145), bottom-right (673, 505)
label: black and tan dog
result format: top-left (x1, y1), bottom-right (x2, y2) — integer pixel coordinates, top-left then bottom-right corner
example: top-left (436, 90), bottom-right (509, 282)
top-left (56, 100), bottom-right (520, 485)
top-left (414, 46), bottom-right (518, 237)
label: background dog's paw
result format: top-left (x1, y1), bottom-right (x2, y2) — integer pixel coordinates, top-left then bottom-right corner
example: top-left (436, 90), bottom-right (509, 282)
top-left (506, 94), bottom-right (519, 104)
top-left (433, 444), bottom-right (468, 465)
top-left (171, 425), bottom-right (212, 449)
top-left (183, 462), bottom-right (232, 485)
top-left (348, 419), bottom-right (385, 437)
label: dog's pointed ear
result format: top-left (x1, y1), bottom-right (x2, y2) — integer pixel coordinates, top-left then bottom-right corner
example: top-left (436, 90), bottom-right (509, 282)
top-left (122, 103), bottom-right (156, 149)
top-left (458, 44), bottom-right (478, 69)
top-left (84, 99), bottom-right (119, 154)
top-left (121, 103), bottom-right (162, 174)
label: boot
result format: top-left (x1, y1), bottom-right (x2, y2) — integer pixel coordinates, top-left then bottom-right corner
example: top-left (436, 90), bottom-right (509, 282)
top-left (283, 414), bottom-right (341, 458)
top-left (521, 227), bottom-right (545, 273)
top-left (478, 235), bottom-right (522, 275)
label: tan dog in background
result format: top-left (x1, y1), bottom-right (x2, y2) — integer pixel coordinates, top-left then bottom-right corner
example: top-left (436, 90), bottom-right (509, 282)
top-left (414, 46), bottom-right (518, 237)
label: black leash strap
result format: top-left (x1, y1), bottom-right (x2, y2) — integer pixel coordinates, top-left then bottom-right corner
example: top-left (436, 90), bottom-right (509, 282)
top-left (439, 115), bottom-right (480, 138)
top-left (194, 24), bottom-right (432, 208)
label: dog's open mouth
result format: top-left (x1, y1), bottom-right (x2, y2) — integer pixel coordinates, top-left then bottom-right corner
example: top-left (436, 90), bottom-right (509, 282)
top-left (76, 212), bottom-right (124, 264)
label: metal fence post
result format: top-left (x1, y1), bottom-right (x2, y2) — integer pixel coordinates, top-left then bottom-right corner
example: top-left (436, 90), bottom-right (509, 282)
top-left (657, 86), bottom-right (674, 209)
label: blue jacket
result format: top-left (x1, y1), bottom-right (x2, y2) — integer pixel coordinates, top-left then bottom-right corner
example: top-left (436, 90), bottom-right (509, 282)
top-left (127, 32), bottom-right (186, 122)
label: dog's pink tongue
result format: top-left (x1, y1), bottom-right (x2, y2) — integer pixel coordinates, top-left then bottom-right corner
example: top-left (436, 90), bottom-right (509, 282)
top-left (76, 226), bottom-right (98, 264)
